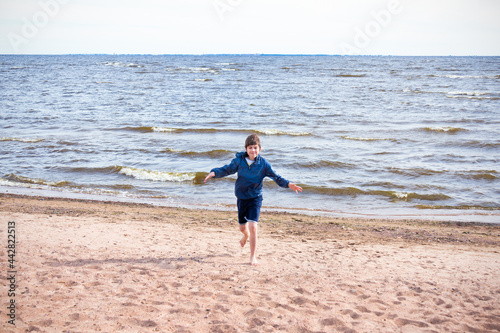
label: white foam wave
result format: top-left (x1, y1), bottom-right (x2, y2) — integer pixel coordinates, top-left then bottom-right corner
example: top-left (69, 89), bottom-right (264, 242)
top-left (0, 137), bottom-right (44, 143)
top-left (190, 67), bottom-right (210, 71)
top-left (341, 136), bottom-right (393, 142)
top-left (104, 62), bottom-right (143, 68)
top-left (393, 192), bottom-right (408, 199)
top-left (118, 166), bottom-right (195, 182)
top-left (0, 176), bottom-right (63, 188)
top-left (443, 74), bottom-right (499, 79)
top-left (0, 178), bottom-right (39, 188)
top-left (166, 66), bottom-right (219, 74)
top-left (0, 178), bottom-right (133, 198)
top-left (151, 127), bottom-right (178, 133)
top-left (446, 91), bottom-right (495, 99)
top-left (447, 91), bottom-right (487, 96)
top-left (404, 88), bottom-right (495, 100)
top-left (422, 127), bottom-right (467, 133)
top-left (255, 129), bottom-right (310, 136)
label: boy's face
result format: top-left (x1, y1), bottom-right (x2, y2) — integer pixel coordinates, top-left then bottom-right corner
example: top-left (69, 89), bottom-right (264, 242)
top-left (246, 144), bottom-right (261, 161)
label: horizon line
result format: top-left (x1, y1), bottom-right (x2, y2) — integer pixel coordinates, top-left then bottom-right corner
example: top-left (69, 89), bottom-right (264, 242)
top-left (1, 53), bottom-right (498, 57)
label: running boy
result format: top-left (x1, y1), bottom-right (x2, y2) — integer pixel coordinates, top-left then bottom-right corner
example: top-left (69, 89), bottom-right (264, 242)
top-left (204, 133), bottom-right (302, 266)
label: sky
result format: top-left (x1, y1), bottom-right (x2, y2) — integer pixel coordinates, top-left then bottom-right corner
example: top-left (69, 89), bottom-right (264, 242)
top-left (1, 0), bottom-right (499, 55)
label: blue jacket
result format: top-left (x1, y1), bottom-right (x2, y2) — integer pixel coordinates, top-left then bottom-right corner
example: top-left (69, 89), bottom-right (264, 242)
top-left (211, 152), bottom-right (290, 199)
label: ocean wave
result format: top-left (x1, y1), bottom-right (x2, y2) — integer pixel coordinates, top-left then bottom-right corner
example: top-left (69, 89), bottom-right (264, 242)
top-left (296, 160), bottom-right (356, 170)
top-left (151, 127), bottom-right (184, 133)
top-left (151, 127), bottom-right (220, 134)
top-left (416, 204), bottom-right (500, 211)
top-left (104, 62), bottom-right (143, 68)
top-left (120, 126), bottom-right (218, 134)
top-left (1, 174), bottom-right (70, 187)
top-left (61, 166), bottom-right (120, 175)
top-left (162, 148), bottom-right (233, 158)
top-left (0, 176), bottom-right (147, 198)
top-left (419, 127), bottom-right (468, 134)
top-left (254, 129), bottom-right (310, 136)
top-left (0, 137), bottom-right (44, 143)
top-left (453, 141), bottom-right (500, 149)
top-left (341, 136), bottom-right (396, 142)
top-left (117, 126), bottom-right (172, 133)
top-left (167, 67), bottom-right (219, 74)
top-left (455, 170), bottom-right (498, 180)
top-left (403, 89), bottom-right (497, 100)
top-left (120, 126), bottom-right (311, 136)
top-left (117, 166), bottom-right (206, 184)
top-left (387, 167), bottom-right (446, 177)
top-left (391, 192), bottom-right (451, 201)
top-left (0, 178), bottom-right (51, 190)
top-left (387, 167), bottom-right (498, 181)
top-left (447, 91), bottom-right (488, 96)
top-left (301, 185), bottom-right (451, 201)
top-left (445, 91), bottom-right (497, 100)
top-left (428, 74), bottom-right (500, 79)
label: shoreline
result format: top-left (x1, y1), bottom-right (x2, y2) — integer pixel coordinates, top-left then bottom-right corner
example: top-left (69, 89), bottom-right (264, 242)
top-left (1, 192), bottom-right (499, 246)
top-left (1, 186), bottom-right (499, 224)
top-left (0, 192), bottom-right (499, 332)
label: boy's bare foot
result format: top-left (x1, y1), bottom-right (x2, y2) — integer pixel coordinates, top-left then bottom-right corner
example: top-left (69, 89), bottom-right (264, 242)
top-left (250, 257), bottom-right (259, 266)
top-left (240, 234), bottom-right (248, 248)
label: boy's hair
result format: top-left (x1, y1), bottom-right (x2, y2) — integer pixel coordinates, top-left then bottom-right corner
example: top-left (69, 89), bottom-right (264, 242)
top-left (245, 133), bottom-right (261, 148)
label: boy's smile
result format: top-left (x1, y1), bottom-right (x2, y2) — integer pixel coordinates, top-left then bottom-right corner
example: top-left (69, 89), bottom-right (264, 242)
top-left (246, 144), bottom-right (261, 161)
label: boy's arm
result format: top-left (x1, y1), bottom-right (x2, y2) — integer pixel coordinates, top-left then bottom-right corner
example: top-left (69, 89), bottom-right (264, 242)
top-left (204, 158), bottom-right (239, 183)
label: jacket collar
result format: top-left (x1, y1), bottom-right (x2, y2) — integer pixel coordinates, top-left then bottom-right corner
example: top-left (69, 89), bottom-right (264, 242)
top-left (239, 151), bottom-right (261, 163)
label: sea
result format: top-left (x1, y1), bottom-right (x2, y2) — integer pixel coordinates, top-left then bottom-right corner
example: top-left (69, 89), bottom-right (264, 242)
top-left (1, 55), bottom-right (499, 222)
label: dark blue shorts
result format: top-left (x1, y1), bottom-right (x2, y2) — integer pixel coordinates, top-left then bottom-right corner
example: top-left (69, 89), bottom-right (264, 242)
top-left (237, 196), bottom-right (263, 225)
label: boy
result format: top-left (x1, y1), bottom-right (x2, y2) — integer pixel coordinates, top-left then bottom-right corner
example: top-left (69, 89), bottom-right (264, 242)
top-left (204, 133), bottom-right (302, 266)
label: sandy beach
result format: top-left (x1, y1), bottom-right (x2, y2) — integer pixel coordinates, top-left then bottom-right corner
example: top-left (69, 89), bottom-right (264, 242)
top-left (1, 193), bottom-right (499, 332)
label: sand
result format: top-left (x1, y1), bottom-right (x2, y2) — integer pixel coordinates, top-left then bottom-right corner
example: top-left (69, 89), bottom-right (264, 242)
top-left (0, 193), bottom-right (499, 332)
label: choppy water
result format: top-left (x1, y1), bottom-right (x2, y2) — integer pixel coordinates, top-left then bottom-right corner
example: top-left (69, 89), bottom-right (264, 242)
top-left (1, 55), bottom-right (499, 222)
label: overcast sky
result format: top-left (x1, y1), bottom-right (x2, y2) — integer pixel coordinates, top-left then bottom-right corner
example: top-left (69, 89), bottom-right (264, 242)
top-left (1, 0), bottom-right (499, 55)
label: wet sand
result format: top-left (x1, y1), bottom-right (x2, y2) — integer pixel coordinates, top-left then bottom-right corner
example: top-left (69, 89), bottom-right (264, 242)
top-left (1, 193), bottom-right (499, 332)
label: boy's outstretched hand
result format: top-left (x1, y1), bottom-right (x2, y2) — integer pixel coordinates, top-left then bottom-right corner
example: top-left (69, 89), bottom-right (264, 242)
top-left (204, 171), bottom-right (215, 183)
top-left (289, 183), bottom-right (303, 194)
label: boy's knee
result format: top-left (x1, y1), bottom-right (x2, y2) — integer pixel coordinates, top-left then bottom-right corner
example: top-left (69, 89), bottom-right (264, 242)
top-left (248, 221), bottom-right (258, 231)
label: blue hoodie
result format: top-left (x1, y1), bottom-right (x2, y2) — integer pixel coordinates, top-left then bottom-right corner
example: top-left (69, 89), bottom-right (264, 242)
top-left (211, 152), bottom-right (290, 200)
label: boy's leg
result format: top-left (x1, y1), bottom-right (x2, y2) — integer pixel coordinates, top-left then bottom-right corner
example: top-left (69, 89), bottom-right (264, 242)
top-left (239, 223), bottom-right (249, 248)
top-left (248, 221), bottom-right (258, 266)
top-left (237, 196), bottom-right (262, 265)
top-left (237, 199), bottom-right (250, 247)
top-left (246, 196), bottom-right (262, 265)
